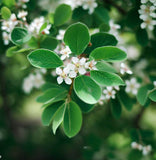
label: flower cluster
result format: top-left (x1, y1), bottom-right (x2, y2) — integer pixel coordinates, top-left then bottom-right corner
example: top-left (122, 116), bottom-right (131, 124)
top-left (1, 14), bottom-right (18, 45)
top-left (125, 78), bottom-right (140, 95)
top-left (98, 86), bottom-right (119, 105)
top-left (28, 17), bottom-right (51, 35)
top-left (22, 69), bottom-right (46, 93)
top-left (64, 0), bottom-right (97, 14)
top-left (139, 0), bottom-right (156, 30)
top-left (120, 63), bottom-right (133, 75)
top-left (55, 46), bottom-right (97, 85)
top-left (1, 11), bottom-right (51, 45)
top-left (131, 142), bottom-right (152, 156)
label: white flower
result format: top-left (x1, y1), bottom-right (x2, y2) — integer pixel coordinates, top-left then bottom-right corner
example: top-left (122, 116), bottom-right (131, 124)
top-left (85, 60), bottom-right (97, 70)
top-left (131, 142), bottom-right (143, 151)
top-left (1, 14), bottom-right (18, 33)
top-left (33, 73), bottom-right (45, 88)
top-left (2, 32), bottom-right (10, 45)
top-left (125, 78), bottom-right (140, 95)
top-left (56, 67), bottom-right (72, 85)
top-left (98, 95), bottom-right (106, 105)
top-left (64, 0), bottom-right (83, 10)
top-left (57, 30), bottom-right (65, 40)
top-left (142, 145), bottom-right (152, 155)
top-left (22, 74), bottom-right (35, 93)
top-left (141, 17), bottom-right (156, 30)
top-left (141, 0), bottom-right (148, 3)
top-left (103, 87), bottom-right (116, 100)
top-left (29, 17), bottom-right (45, 34)
top-left (60, 46), bottom-right (72, 60)
top-left (109, 20), bottom-right (121, 36)
top-left (72, 57), bottom-right (87, 75)
top-left (18, 10), bottom-right (28, 21)
top-left (154, 81), bottom-right (156, 87)
top-left (82, 0), bottom-right (98, 14)
top-left (120, 63), bottom-right (133, 75)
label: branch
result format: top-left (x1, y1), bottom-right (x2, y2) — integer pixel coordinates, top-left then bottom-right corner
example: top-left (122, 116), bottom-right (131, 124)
top-left (103, 0), bottom-right (127, 15)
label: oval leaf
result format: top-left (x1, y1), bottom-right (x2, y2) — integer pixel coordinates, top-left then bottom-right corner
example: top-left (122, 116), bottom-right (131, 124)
top-left (54, 4), bottom-right (72, 26)
top-left (63, 101), bottom-right (82, 138)
top-left (41, 101), bottom-right (64, 126)
top-left (90, 46), bottom-right (127, 62)
top-left (36, 88), bottom-right (68, 104)
top-left (1, 6), bottom-right (11, 20)
top-left (148, 89), bottom-right (156, 102)
top-left (11, 27), bottom-right (31, 45)
top-left (27, 49), bottom-right (63, 68)
top-left (74, 75), bottom-right (101, 104)
top-left (64, 22), bottom-right (90, 55)
top-left (52, 104), bottom-right (66, 134)
top-left (84, 32), bottom-right (117, 54)
top-left (90, 70), bottom-right (125, 86)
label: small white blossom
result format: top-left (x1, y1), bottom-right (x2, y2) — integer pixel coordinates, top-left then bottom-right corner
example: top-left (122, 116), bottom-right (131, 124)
top-left (142, 145), bottom-right (152, 155)
top-left (125, 78), bottom-right (140, 95)
top-left (64, 0), bottom-right (83, 10)
top-left (57, 30), bottom-right (65, 40)
top-left (41, 24), bottom-right (51, 35)
top-left (103, 87), bottom-right (116, 100)
top-left (82, 0), bottom-right (98, 14)
top-left (72, 57), bottom-right (86, 75)
top-left (2, 32), bottom-right (10, 45)
top-left (154, 81), bottom-right (156, 87)
top-left (85, 60), bottom-right (97, 70)
top-left (98, 95), bottom-right (106, 105)
top-left (120, 63), bottom-right (133, 75)
top-left (18, 10), bottom-right (28, 21)
top-left (109, 20), bottom-right (121, 36)
top-left (139, 2), bottom-right (156, 30)
top-left (23, 74), bottom-right (35, 93)
top-left (60, 46), bottom-right (72, 60)
top-left (56, 67), bottom-right (72, 85)
top-left (33, 73), bottom-right (45, 88)
top-left (131, 142), bottom-right (143, 151)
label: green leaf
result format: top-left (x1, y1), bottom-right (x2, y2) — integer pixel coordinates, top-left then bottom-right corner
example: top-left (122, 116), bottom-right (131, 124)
top-left (40, 35), bottom-right (58, 50)
top-left (96, 61), bottom-right (117, 73)
top-left (111, 98), bottom-right (122, 119)
top-left (16, 48), bottom-right (34, 54)
top-left (85, 32), bottom-right (117, 54)
top-left (63, 101), bottom-right (82, 138)
top-left (6, 46), bottom-right (19, 57)
top-left (27, 49), bottom-right (63, 69)
top-left (41, 82), bottom-right (62, 91)
top-left (54, 4), bottom-right (72, 26)
top-left (36, 88), bottom-right (68, 104)
top-left (93, 7), bottom-right (109, 26)
top-left (39, 22), bottom-right (48, 34)
top-left (11, 27), bottom-right (31, 45)
top-left (71, 91), bottom-right (95, 113)
top-left (41, 101), bottom-right (64, 126)
top-left (1, 7), bottom-right (11, 20)
top-left (136, 28), bottom-right (148, 46)
top-left (137, 84), bottom-right (153, 106)
top-left (148, 89), bottom-right (156, 102)
top-left (52, 104), bottom-right (66, 134)
top-left (74, 75), bottom-right (101, 104)
top-left (2, 0), bottom-right (15, 8)
top-left (118, 89), bottom-right (133, 111)
top-left (64, 22), bottom-right (90, 55)
top-left (90, 70), bottom-right (125, 86)
top-left (90, 46), bottom-right (127, 62)
top-left (99, 23), bottom-right (110, 32)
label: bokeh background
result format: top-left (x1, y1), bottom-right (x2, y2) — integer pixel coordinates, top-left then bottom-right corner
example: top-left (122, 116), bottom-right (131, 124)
top-left (0, 0), bottom-right (156, 160)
